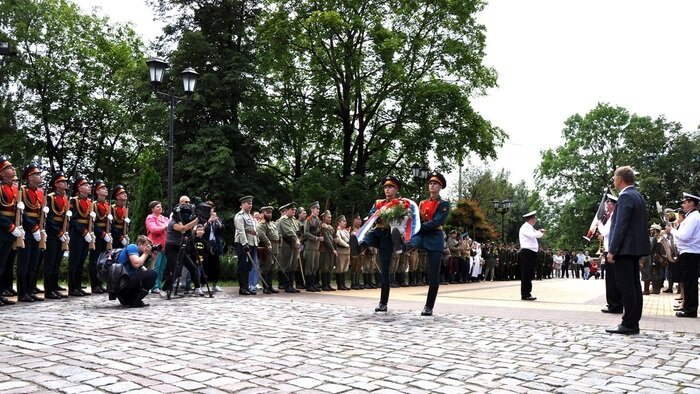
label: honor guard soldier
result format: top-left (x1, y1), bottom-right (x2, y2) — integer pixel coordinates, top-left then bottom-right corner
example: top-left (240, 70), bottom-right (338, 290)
top-left (88, 180), bottom-right (112, 294)
top-left (111, 185), bottom-right (130, 247)
top-left (234, 195), bottom-right (259, 295)
top-left (0, 157), bottom-right (23, 305)
top-left (18, 163), bottom-right (45, 302)
top-left (278, 202), bottom-right (301, 292)
top-left (361, 176), bottom-right (405, 312)
top-left (409, 172), bottom-right (450, 316)
top-left (302, 201), bottom-right (323, 292)
top-left (2, 174), bottom-right (22, 298)
top-left (68, 176), bottom-right (94, 296)
top-left (257, 205), bottom-right (280, 294)
top-left (44, 172), bottom-right (70, 299)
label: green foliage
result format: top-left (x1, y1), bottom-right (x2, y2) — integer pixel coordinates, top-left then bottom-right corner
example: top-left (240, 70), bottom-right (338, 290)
top-left (537, 103), bottom-right (698, 249)
top-left (130, 165), bottom-right (163, 240)
top-left (446, 199), bottom-right (497, 241)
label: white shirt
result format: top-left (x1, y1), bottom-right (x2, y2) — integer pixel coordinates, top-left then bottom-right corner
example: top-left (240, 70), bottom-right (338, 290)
top-left (670, 210), bottom-right (700, 254)
top-left (598, 212), bottom-right (613, 252)
top-left (519, 221), bottom-right (543, 252)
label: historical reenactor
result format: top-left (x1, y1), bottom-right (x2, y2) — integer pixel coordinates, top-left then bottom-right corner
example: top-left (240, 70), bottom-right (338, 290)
top-left (606, 166), bottom-right (650, 334)
top-left (110, 185), bottom-right (130, 247)
top-left (349, 215), bottom-right (363, 289)
top-left (0, 157), bottom-right (23, 305)
top-left (294, 207), bottom-right (307, 290)
top-left (257, 205), bottom-right (280, 294)
top-left (43, 172), bottom-right (70, 299)
top-left (234, 195), bottom-right (259, 295)
top-left (665, 192), bottom-right (700, 318)
top-left (518, 211), bottom-right (545, 301)
top-left (302, 201), bottom-right (323, 292)
top-left (88, 180), bottom-right (112, 294)
top-left (319, 210), bottom-right (337, 291)
top-left (17, 163), bottom-right (45, 302)
top-left (278, 202), bottom-right (300, 293)
top-left (335, 215), bottom-right (351, 290)
top-left (361, 176), bottom-right (404, 312)
top-left (408, 172), bottom-right (450, 316)
top-left (68, 176), bottom-right (94, 296)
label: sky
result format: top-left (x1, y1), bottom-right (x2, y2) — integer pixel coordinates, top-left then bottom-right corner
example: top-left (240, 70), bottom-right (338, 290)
top-left (75, 0), bottom-right (700, 189)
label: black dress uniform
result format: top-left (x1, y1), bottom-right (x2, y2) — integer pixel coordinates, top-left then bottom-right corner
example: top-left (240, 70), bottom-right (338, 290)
top-left (88, 180), bottom-right (110, 294)
top-left (0, 156), bottom-right (21, 305)
top-left (44, 173), bottom-right (70, 299)
top-left (68, 176), bottom-right (92, 296)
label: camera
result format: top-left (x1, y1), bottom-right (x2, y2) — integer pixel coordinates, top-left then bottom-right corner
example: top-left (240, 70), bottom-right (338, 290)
top-left (151, 244), bottom-right (163, 253)
top-left (174, 202), bottom-right (212, 224)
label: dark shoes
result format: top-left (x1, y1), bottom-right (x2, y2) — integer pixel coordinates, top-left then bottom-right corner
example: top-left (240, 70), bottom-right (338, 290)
top-left (129, 300), bottom-right (149, 308)
top-left (676, 310), bottom-right (697, 318)
top-left (605, 325), bottom-right (639, 335)
top-left (421, 306), bottom-right (433, 316)
top-left (91, 286), bottom-right (106, 294)
top-left (375, 303), bottom-right (388, 312)
top-left (239, 289), bottom-right (252, 295)
top-left (601, 307), bottom-right (623, 314)
top-left (391, 228), bottom-right (405, 255)
top-left (521, 296), bottom-right (537, 301)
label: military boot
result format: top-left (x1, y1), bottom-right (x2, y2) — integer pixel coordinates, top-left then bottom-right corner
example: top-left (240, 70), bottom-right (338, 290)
top-left (643, 281), bottom-right (650, 295)
top-left (17, 275), bottom-right (34, 302)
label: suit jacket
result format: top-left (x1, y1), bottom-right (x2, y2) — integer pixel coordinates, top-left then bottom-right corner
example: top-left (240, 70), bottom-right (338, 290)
top-left (608, 185), bottom-right (650, 257)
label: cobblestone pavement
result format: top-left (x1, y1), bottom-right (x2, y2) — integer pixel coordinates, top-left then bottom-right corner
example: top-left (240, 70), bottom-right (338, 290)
top-left (1, 280), bottom-right (700, 393)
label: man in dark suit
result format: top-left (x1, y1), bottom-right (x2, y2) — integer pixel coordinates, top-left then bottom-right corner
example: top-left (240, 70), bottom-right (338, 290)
top-left (606, 166), bottom-right (650, 334)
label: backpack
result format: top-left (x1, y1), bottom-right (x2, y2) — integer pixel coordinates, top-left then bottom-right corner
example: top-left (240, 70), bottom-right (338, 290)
top-left (97, 248), bottom-right (123, 283)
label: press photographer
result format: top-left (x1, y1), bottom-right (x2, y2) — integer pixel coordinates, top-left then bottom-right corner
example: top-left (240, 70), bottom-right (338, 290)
top-left (113, 235), bottom-right (159, 307)
top-left (160, 196), bottom-right (210, 298)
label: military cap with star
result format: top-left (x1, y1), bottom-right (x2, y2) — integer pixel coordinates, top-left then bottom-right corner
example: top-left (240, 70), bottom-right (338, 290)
top-left (22, 163), bottom-right (41, 180)
top-left (93, 179), bottom-right (107, 195)
top-left (383, 176), bottom-right (401, 189)
top-left (428, 172), bottom-right (447, 188)
top-left (112, 184), bottom-right (127, 200)
top-left (0, 156), bottom-right (13, 172)
top-left (682, 192), bottom-right (700, 204)
top-left (72, 176), bottom-right (89, 196)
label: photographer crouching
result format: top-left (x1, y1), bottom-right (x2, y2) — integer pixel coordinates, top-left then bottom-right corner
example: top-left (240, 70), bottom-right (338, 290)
top-left (114, 235), bottom-right (159, 307)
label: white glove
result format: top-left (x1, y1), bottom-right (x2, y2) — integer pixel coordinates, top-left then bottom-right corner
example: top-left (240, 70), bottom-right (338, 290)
top-left (42, 206), bottom-right (50, 214)
top-left (16, 201), bottom-right (25, 211)
top-left (103, 234), bottom-right (112, 243)
top-left (61, 234), bottom-right (70, 243)
top-left (107, 214), bottom-right (113, 221)
top-left (32, 230), bottom-right (41, 242)
top-left (66, 210), bottom-right (73, 218)
top-left (89, 211), bottom-right (96, 219)
top-left (121, 238), bottom-right (128, 246)
top-left (11, 227), bottom-right (24, 238)
top-left (40, 230), bottom-right (47, 239)
top-left (124, 217), bottom-right (131, 224)
top-left (84, 233), bottom-right (92, 243)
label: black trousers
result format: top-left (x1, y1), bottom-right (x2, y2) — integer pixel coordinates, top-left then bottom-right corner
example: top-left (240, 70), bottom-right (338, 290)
top-left (0, 239), bottom-right (12, 279)
top-left (680, 253), bottom-right (700, 313)
top-left (604, 253), bottom-right (622, 310)
top-left (204, 251), bottom-right (221, 283)
top-left (117, 270), bottom-right (157, 306)
top-left (613, 255), bottom-right (643, 329)
top-left (44, 237), bottom-right (63, 276)
top-left (518, 249), bottom-right (536, 298)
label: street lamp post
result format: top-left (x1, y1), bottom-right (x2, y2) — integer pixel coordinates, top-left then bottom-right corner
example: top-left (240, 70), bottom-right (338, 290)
top-left (492, 199), bottom-right (512, 242)
top-left (0, 42), bottom-right (17, 56)
top-left (146, 57), bottom-right (198, 214)
top-left (411, 164), bottom-right (430, 199)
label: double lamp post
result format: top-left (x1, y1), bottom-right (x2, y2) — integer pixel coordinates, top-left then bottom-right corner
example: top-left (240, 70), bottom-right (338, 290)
top-left (146, 57), bottom-right (198, 214)
top-left (492, 199), bottom-right (511, 242)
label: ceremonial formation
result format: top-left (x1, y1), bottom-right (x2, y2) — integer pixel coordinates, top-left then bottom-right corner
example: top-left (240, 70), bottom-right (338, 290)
top-left (0, 157), bottom-right (698, 330)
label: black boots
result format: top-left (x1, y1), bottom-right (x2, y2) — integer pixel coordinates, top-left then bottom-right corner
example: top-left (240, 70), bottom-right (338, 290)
top-left (336, 273), bottom-right (350, 290)
top-left (262, 273), bottom-right (278, 294)
top-left (17, 275), bottom-right (34, 302)
top-left (375, 284), bottom-right (390, 312)
top-left (321, 273), bottom-right (336, 291)
top-left (306, 274), bottom-right (320, 292)
top-left (239, 272), bottom-right (252, 295)
top-left (421, 285), bottom-right (439, 316)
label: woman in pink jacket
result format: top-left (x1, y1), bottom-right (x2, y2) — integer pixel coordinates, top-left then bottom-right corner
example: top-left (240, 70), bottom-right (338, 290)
top-left (146, 201), bottom-right (169, 292)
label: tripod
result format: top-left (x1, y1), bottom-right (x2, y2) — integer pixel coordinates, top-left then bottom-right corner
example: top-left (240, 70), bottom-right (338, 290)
top-left (167, 235), bottom-right (213, 299)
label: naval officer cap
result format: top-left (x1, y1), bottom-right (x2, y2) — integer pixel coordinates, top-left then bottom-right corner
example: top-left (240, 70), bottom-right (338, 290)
top-left (522, 210), bottom-right (537, 219)
top-left (682, 192), bottom-right (700, 204)
top-left (606, 194), bottom-right (618, 202)
top-left (239, 195), bottom-right (254, 203)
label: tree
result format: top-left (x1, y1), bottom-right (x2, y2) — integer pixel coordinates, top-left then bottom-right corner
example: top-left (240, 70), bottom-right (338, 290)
top-left (446, 199), bottom-right (497, 241)
top-left (537, 103), bottom-right (696, 249)
top-left (0, 0), bottom-right (154, 185)
top-left (130, 164), bottom-right (163, 240)
top-left (257, 0), bottom-right (506, 212)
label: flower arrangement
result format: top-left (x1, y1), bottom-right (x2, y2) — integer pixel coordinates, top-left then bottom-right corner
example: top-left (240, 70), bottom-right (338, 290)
top-left (378, 200), bottom-right (410, 223)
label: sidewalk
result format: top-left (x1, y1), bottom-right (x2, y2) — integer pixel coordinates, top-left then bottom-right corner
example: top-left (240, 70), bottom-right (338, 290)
top-left (0, 279), bottom-right (698, 393)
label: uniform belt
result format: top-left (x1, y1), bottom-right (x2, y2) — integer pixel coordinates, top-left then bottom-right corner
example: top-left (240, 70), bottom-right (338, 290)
top-left (26, 212), bottom-right (40, 218)
top-left (114, 224), bottom-right (124, 229)
top-left (96, 223), bottom-right (107, 227)
top-left (50, 218), bottom-right (65, 223)
top-left (0, 211), bottom-right (14, 217)
top-left (77, 219), bottom-right (89, 224)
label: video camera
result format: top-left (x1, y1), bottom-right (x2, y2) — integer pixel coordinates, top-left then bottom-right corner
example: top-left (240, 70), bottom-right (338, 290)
top-left (174, 202), bottom-right (212, 224)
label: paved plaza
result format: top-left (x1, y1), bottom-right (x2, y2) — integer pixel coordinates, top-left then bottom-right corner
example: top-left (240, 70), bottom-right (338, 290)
top-left (1, 278), bottom-right (699, 393)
